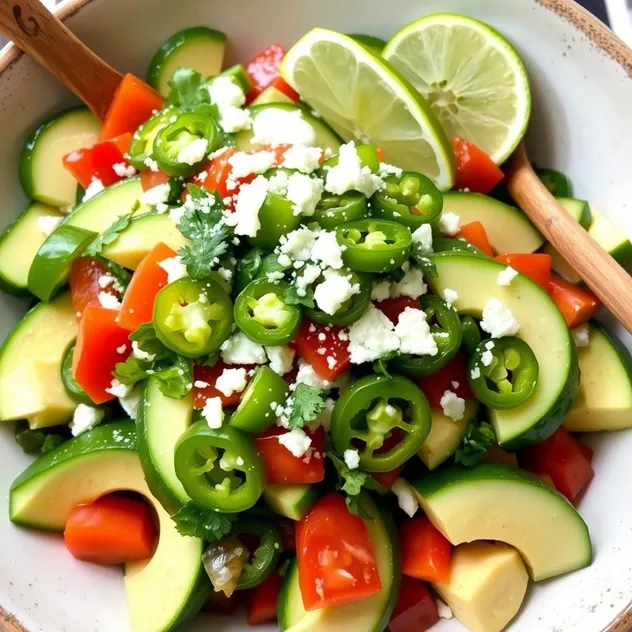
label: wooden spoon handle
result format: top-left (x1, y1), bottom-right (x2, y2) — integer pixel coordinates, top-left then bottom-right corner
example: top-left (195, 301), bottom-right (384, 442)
top-left (0, 0), bottom-right (122, 119)
top-left (506, 143), bottom-right (632, 334)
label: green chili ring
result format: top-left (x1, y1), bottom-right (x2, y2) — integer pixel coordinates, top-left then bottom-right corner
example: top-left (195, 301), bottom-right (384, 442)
top-left (128, 106), bottom-right (179, 171)
top-left (61, 340), bottom-right (93, 405)
top-left (313, 191), bottom-right (369, 229)
top-left (235, 521), bottom-right (283, 590)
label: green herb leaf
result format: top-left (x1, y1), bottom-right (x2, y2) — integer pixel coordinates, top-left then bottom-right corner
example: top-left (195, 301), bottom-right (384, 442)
top-left (285, 383), bottom-right (326, 430)
top-left (154, 356), bottom-right (193, 399)
top-left (373, 351), bottom-right (398, 378)
top-left (130, 323), bottom-right (172, 360)
top-left (41, 434), bottom-right (66, 454)
top-left (165, 68), bottom-right (211, 110)
top-left (455, 420), bottom-right (497, 467)
top-left (14, 421), bottom-right (67, 456)
top-left (284, 284), bottom-right (315, 309)
top-left (85, 208), bottom-right (136, 256)
top-left (234, 247), bottom-right (264, 295)
top-left (171, 502), bottom-right (236, 541)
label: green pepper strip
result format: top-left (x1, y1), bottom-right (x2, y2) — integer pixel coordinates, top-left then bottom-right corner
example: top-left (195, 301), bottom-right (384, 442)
top-left (175, 421), bottom-right (265, 512)
top-left (128, 106), bottom-right (179, 171)
top-left (153, 105), bottom-right (220, 177)
top-left (331, 374), bottom-right (431, 472)
top-left (336, 219), bottom-right (412, 273)
top-left (230, 365), bottom-right (289, 433)
top-left (535, 168), bottom-right (572, 198)
top-left (61, 340), bottom-right (93, 405)
top-left (313, 191), bottom-right (369, 230)
top-left (468, 337), bottom-right (539, 410)
top-left (371, 171), bottom-right (443, 230)
top-left (304, 269), bottom-right (371, 327)
top-left (234, 278), bottom-right (301, 345)
top-left (154, 277), bottom-right (233, 358)
top-left (392, 295), bottom-right (462, 378)
top-left (460, 316), bottom-right (482, 355)
top-left (234, 521), bottom-right (283, 590)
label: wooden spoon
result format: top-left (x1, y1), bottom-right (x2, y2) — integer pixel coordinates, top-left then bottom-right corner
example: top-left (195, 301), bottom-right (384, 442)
top-left (506, 143), bottom-right (632, 334)
top-left (0, 0), bottom-right (122, 119)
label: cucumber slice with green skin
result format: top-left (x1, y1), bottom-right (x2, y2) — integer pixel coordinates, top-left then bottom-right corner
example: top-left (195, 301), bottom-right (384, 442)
top-left (588, 208), bottom-right (632, 267)
top-left (278, 494), bottom-right (400, 632)
top-left (441, 193), bottom-right (544, 254)
top-left (10, 421), bottom-right (209, 632)
top-left (427, 252), bottom-right (579, 450)
top-left (0, 292), bottom-right (77, 426)
top-left (557, 197), bottom-right (592, 228)
top-left (263, 484), bottom-right (322, 521)
top-left (19, 107), bottom-right (100, 207)
top-left (27, 224), bottom-right (97, 301)
top-left (347, 34), bottom-right (388, 55)
top-left (564, 320), bottom-right (632, 432)
top-left (137, 377), bottom-right (193, 514)
top-left (0, 202), bottom-right (63, 295)
top-left (101, 211), bottom-right (189, 270)
top-left (417, 401), bottom-right (479, 470)
top-left (61, 340), bottom-right (92, 406)
top-left (148, 26), bottom-right (227, 96)
top-left (412, 463), bottom-right (592, 581)
top-left (235, 103), bottom-right (343, 153)
top-left (207, 64), bottom-right (253, 94)
top-left (251, 86), bottom-right (295, 106)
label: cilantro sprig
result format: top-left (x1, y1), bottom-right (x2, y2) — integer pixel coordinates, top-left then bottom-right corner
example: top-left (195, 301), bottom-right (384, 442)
top-left (284, 383), bottom-right (326, 430)
top-left (165, 68), bottom-right (212, 110)
top-left (171, 502), bottom-right (236, 541)
top-left (455, 420), bottom-right (496, 467)
top-left (85, 206), bottom-right (137, 256)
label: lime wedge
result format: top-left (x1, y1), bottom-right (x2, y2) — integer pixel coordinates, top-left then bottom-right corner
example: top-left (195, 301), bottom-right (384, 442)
top-left (281, 28), bottom-right (456, 190)
top-left (383, 13), bottom-right (531, 164)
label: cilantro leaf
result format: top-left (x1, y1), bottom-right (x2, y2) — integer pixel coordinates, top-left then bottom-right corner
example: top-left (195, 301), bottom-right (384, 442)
top-left (130, 323), bottom-right (173, 360)
top-left (284, 284), bottom-right (315, 309)
top-left (234, 247), bottom-right (264, 295)
top-left (153, 356), bottom-right (193, 400)
top-left (373, 351), bottom-right (398, 378)
top-left (165, 68), bottom-right (211, 110)
top-left (411, 247), bottom-right (438, 278)
top-left (455, 420), bottom-right (497, 467)
top-left (285, 384), bottom-right (326, 430)
top-left (15, 421), bottom-right (68, 456)
top-left (171, 502), bottom-right (236, 541)
top-left (85, 209), bottom-right (136, 256)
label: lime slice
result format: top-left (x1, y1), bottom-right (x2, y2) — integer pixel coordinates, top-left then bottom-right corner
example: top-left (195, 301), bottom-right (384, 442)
top-left (383, 13), bottom-right (531, 164)
top-left (281, 28), bottom-right (455, 190)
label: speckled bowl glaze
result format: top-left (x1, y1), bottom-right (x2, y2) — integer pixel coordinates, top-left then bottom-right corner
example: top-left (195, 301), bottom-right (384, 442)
top-left (0, 0), bottom-right (631, 630)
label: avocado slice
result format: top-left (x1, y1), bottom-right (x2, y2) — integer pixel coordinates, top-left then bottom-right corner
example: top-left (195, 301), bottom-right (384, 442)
top-left (263, 484), bottom-right (322, 521)
top-left (428, 252), bottom-right (579, 449)
top-left (433, 541), bottom-right (528, 632)
top-left (564, 320), bottom-right (632, 432)
top-left (0, 292), bottom-right (77, 427)
top-left (278, 494), bottom-right (400, 632)
top-left (10, 421), bottom-right (208, 632)
top-left (413, 463), bottom-right (592, 581)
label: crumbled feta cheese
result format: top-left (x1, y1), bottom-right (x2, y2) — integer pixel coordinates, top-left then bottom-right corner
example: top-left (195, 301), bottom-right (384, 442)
top-left (295, 263), bottom-right (322, 297)
top-left (265, 345), bottom-right (295, 375)
top-left (411, 224), bottom-right (433, 254)
top-left (286, 172), bottom-right (324, 216)
top-left (221, 332), bottom-right (267, 365)
top-left (226, 176), bottom-right (269, 237)
top-left (471, 366), bottom-right (481, 379)
top-left (82, 177), bottom-right (104, 201)
top-left (314, 270), bottom-right (360, 315)
top-left (498, 266), bottom-right (519, 286)
top-left (176, 138), bottom-right (208, 165)
top-left (324, 141), bottom-right (383, 197)
top-left (481, 350), bottom-right (494, 366)
top-left (311, 231), bottom-right (343, 269)
top-left (112, 162), bottom-right (137, 178)
top-left (132, 341), bottom-right (156, 362)
top-left (485, 341), bottom-right (495, 350)
top-left (208, 76), bottom-right (246, 108)
top-left (371, 281), bottom-right (391, 302)
top-left (116, 344), bottom-right (127, 354)
top-left (97, 275), bottom-right (115, 289)
top-left (144, 157), bottom-right (159, 172)
top-left (169, 205), bottom-right (186, 225)
top-left (440, 390), bottom-right (466, 421)
top-left (105, 378), bottom-right (132, 399)
top-left (194, 380), bottom-right (209, 388)
top-left (348, 305), bottom-right (400, 364)
top-left (391, 267), bottom-right (427, 299)
top-left (98, 291), bottom-right (121, 310)
top-left (267, 170), bottom-right (290, 195)
top-left (279, 227), bottom-right (317, 261)
top-left (480, 298), bottom-right (520, 338)
top-left (36, 215), bottom-right (62, 236)
top-left (283, 145), bottom-right (323, 173)
top-left (392, 478), bottom-right (419, 517)
top-left (278, 427), bottom-right (312, 457)
top-left (119, 387), bottom-right (141, 420)
top-left (295, 359), bottom-right (331, 389)
top-left (219, 106), bottom-right (252, 133)
top-left (228, 151), bottom-right (276, 179)
top-left (443, 288), bottom-right (459, 306)
top-left (344, 449), bottom-right (360, 470)
top-left (379, 162), bottom-right (403, 177)
top-left (437, 600), bottom-right (453, 620)
top-left (439, 212), bottom-right (461, 236)
top-left (202, 396), bottom-right (224, 429)
top-left (141, 183), bottom-right (171, 207)
top-left (158, 255), bottom-right (188, 283)
top-left (215, 368), bottom-right (248, 397)
top-left (251, 108), bottom-right (318, 147)
top-left (395, 307), bottom-right (438, 356)
top-left (70, 404), bottom-right (105, 436)
top-left (572, 324), bottom-right (590, 347)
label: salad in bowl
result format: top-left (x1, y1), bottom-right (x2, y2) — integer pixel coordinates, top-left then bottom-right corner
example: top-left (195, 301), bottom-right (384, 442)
top-left (2, 10), bottom-right (631, 632)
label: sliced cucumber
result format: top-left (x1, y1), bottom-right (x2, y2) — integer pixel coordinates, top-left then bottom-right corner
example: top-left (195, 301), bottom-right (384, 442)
top-left (236, 103), bottom-right (343, 153)
top-left (19, 107), bottom-right (100, 207)
top-left (557, 197), bottom-right (592, 228)
top-left (441, 193), bottom-right (543, 254)
top-left (148, 26), bottom-right (227, 96)
top-left (0, 202), bottom-right (63, 294)
top-left (347, 34), bottom-right (387, 55)
top-left (251, 86), bottom-right (295, 106)
top-left (588, 208), bottom-right (632, 267)
top-left (263, 484), bottom-right (321, 521)
top-left (208, 64), bottom-right (253, 94)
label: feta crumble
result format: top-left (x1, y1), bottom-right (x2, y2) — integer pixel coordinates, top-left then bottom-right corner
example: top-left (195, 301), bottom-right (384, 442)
top-left (392, 478), bottom-right (419, 517)
top-left (411, 224), bottom-right (433, 254)
top-left (228, 151), bottom-right (276, 179)
top-left (443, 288), bottom-right (459, 306)
top-left (283, 144), bottom-right (323, 173)
top-left (344, 449), bottom-right (360, 470)
top-left (176, 138), bottom-right (208, 165)
top-left (471, 366), bottom-right (481, 379)
top-left (36, 215), bottom-right (62, 236)
top-left (202, 396), bottom-right (224, 429)
top-left (324, 141), bottom-right (383, 197)
top-left (440, 390), bottom-right (466, 421)
top-left (70, 404), bottom-right (105, 436)
top-left (391, 266), bottom-right (427, 299)
top-left (221, 332), bottom-right (267, 365)
top-left (572, 324), bottom-right (590, 347)
top-left (208, 76), bottom-right (246, 108)
top-left (311, 230), bottom-right (344, 269)
top-left (132, 341), bottom-right (156, 362)
top-left (481, 350), bottom-right (494, 366)
top-left (105, 378), bottom-right (132, 399)
top-left (439, 212), bottom-right (461, 236)
top-left (112, 162), bottom-right (137, 178)
top-left (279, 227), bottom-right (317, 261)
top-left (395, 307), bottom-right (438, 356)
top-left (98, 291), bottom-right (121, 310)
top-left (278, 427), bottom-right (312, 457)
top-left (144, 157), bottom-right (159, 172)
top-left (225, 176), bottom-right (269, 237)
top-left (219, 106), bottom-right (252, 133)
top-left (265, 345), bottom-right (295, 375)
top-left (82, 177), bottom-right (105, 202)
top-left (286, 172), bottom-right (324, 216)
top-left (251, 108), bottom-right (318, 147)
top-left (480, 298), bottom-right (520, 338)
top-left (348, 305), bottom-right (400, 364)
top-left (215, 368), bottom-right (248, 397)
top-left (295, 359), bottom-right (331, 389)
top-left (119, 387), bottom-right (141, 420)
top-left (371, 281), bottom-right (391, 302)
top-left (379, 162), bottom-right (403, 177)
top-left (98, 275), bottom-right (115, 289)
top-left (141, 182), bottom-right (171, 206)
top-left (498, 266), bottom-right (519, 286)
top-left (437, 600), bottom-right (454, 620)
top-left (314, 270), bottom-right (360, 316)
top-left (158, 255), bottom-right (188, 283)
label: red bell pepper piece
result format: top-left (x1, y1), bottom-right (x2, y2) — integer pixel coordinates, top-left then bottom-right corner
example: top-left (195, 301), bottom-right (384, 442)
top-left (388, 576), bottom-right (440, 632)
top-left (100, 74), bottom-right (164, 141)
top-left (548, 274), bottom-right (601, 328)
top-left (416, 352), bottom-right (473, 408)
top-left (140, 168), bottom-right (170, 192)
top-left (458, 221), bottom-right (494, 257)
top-left (267, 76), bottom-right (300, 102)
top-left (118, 242), bottom-right (175, 332)
top-left (247, 570), bottom-right (283, 625)
top-left (293, 320), bottom-right (351, 382)
top-left (400, 517), bottom-right (452, 583)
top-left (375, 296), bottom-right (420, 324)
top-left (191, 147), bottom-right (237, 200)
top-left (72, 305), bottom-right (131, 404)
top-left (245, 44), bottom-right (286, 101)
top-left (69, 257), bottom-right (120, 319)
top-left (495, 253), bottom-right (552, 288)
top-left (451, 137), bottom-right (504, 194)
top-left (371, 465), bottom-right (405, 490)
top-left (192, 361), bottom-right (253, 409)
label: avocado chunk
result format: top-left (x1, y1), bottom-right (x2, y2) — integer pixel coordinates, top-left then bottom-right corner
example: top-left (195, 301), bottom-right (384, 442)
top-left (413, 464), bottom-right (592, 581)
top-left (433, 541), bottom-right (528, 632)
top-left (10, 421), bottom-right (208, 632)
top-left (564, 321), bottom-right (632, 432)
top-left (263, 484), bottom-right (322, 521)
top-left (427, 253), bottom-right (579, 449)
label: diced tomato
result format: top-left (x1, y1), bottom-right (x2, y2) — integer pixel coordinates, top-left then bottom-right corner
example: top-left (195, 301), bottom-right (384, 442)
top-left (547, 275), bottom-right (601, 328)
top-left (416, 352), bottom-right (473, 408)
top-left (495, 253), bottom-right (552, 288)
top-left (388, 576), bottom-right (440, 632)
top-left (376, 147), bottom-right (385, 163)
top-left (192, 361), bottom-right (253, 409)
top-left (191, 147), bottom-right (237, 200)
top-left (296, 493), bottom-right (381, 610)
top-left (268, 76), bottom-right (300, 102)
top-left (371, 465), bottom-right (405, 489)
top-left (458, 221), bottom-right (494, 257)
top-left (451, 137), bottom-right (504, 195)
top-left (203, 590), bottom-right (241, 616)
top-left (69, 257), bottom-right (119, 318)
top-left (63, 133), bottom-right (133, 189)
top-left (245, 44), bottom-right (286, 101)
top-left (578, 442), bottom-right (594, 463)
top-left (254, 426), bottom-right (325, 485)
top-left (519, 427), bottom-right (594, 502)
top-left (100, 74), bottom-right (164, 141)
top-left (376, 296), bottom-right (420, 325)
top-left (293, 320), bottom-right (351, 382)
top-left (140, 168), bottom-right (170, 192)
top-left (400, 517), bottom-right (452, 583)
top-left (72, 306), bottom-right (131, 404)
top-left (278, 517), bottom-right (296, 552)
top-left (118, 243), bottom-right (175, 331)
top-left (63, 495), bottom-right (156, 565)
top-left (247, 570), bottom-right (283, 625)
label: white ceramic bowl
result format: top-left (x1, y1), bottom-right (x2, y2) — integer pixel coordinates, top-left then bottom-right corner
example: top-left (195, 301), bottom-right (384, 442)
top-left (1, 0), bottom-right (632, 630)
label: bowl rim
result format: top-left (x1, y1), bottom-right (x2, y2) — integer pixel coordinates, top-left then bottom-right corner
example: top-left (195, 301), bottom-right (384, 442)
top-left (0, 0), bottom-right (631, 631)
